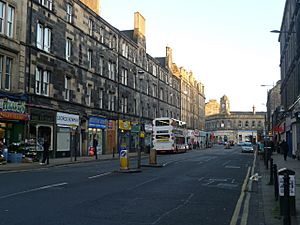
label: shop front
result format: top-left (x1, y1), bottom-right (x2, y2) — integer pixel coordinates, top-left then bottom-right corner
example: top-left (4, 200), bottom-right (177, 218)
top-left (144, 123), bottom-right (153, 152)
top-left (0, 96), bottom-right (30, 161)
top-left (107, 120), bottom-right (116, 154)
top-left (29, 108), bottom-right (55, 158)
top-left (88, 116), bottom-right (107, 155)
top-left (56, 112), bottom-right (80, 157)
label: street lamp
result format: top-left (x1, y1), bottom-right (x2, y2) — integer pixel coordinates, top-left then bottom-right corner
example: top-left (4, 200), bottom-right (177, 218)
top-left (137, 69), bottom-right (145, 169)
top-left (270, 30), bottom-right (296, 34)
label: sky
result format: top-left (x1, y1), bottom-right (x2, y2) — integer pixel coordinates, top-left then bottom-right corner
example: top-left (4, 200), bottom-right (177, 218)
top-left (100, 0), bottom-right (286, 112)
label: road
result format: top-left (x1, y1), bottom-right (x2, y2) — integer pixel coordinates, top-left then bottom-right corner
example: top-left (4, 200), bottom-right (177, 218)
top-left (0, 145), bottom-right (256, 225)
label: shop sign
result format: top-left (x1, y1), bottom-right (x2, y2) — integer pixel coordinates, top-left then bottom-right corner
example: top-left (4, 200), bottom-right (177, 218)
top-left (119, 120), bottom-right (131, 130)
top-left (0, 98), bottom-right (26, 114)
top-left (56, 112), bottom-right (79, 126)
top-left (0, 111), bottom-right (30, 121)
top-left (131, 122), bottom-right (140, 133)
top-left (145, 124), bottom-right (152, 132)
top-left (108, 120), bottom-right (114, 129)
top-left (89, 117), bottom-right (107, 129)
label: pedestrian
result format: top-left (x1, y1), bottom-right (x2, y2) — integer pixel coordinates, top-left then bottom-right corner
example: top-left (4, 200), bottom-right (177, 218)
top-left (41, 137), bottom-right (50, 165)
top-left (280, 139), bottom-right (289, 161)
top-left (93, 135), bottom-right (98, 160)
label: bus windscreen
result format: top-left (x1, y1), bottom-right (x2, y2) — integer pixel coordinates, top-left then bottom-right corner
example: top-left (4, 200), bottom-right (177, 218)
top-left (155, 120), bottom-right (170, 126)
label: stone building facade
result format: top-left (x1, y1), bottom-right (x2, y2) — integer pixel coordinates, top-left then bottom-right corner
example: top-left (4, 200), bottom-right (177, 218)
top-left (205, 96), bottom-right (266, 144)
top-left (3, 0), bottom-right (205, 158)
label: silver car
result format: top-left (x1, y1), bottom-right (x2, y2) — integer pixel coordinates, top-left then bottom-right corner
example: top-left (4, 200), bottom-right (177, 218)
top-left (241, 142), bottom-right (254, 153)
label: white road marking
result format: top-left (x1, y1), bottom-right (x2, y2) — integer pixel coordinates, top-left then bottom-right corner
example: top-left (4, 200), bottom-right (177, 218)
top-left (225, 165), bottom-right (241, 169)
top-left (222, 160), bottom-right (231, 166)
top-left (128, 177), bottom-right (160, 190)
top-left (88, 172), bottom-right (112, 179)
top-left (0, 182), bottom-right (68, 200)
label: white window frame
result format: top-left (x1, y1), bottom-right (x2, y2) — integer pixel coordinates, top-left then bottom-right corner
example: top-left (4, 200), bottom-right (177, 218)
top-left (99, 89), bottom-right (103, 109)
top-left (4, 57), bottom-right (11, 90)
top-left (6, 5), bottom-right (13, 37)
top-left (121, 96), bottom-right (128, 113)
top-left (0, 55), bottom-right (3, 89)
top-left (108, 94), bottom-right (115, 111)
top-left (66, 3), bottom-right (72, 23)
top-left (36, 23), bottom-right (51, 52)
top-left (65, 38), bottom-right (71, 61)
top-left (88, 19), bottom-right (93, 36)
top-left (99, 57), bottom-right (104, 75)
top-left (87, 84), bottom-right (92, 106)
top-left (121, 68), bottom-right (128, 85)
top-left (40, 0), bottom-right (52, 10)
top-left (0, 1), bottom-right (4, 34)
top-left (35, 67), bottom-right (50, 96)
top-left (99, 27), bottom-right (104, 43)
top-left (64, 76), bottom-right (71, 101)
top-left (87, 50), bottom-right (92, 69)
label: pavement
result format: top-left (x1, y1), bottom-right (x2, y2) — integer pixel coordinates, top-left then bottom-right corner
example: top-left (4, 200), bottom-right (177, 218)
top-left (259, 151), bottom-right (300, 225)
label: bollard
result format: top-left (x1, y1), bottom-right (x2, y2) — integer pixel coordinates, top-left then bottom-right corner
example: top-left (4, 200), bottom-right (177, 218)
top-left (274, 164), bottom-right (279, 201)
top-left (269, 158), bottom-right (274, 185)
top-left (283, 173), bottom-right (291, 225)
top-left (120, 150), bottom-right (129, 170)
top-left (278, 168), bottom-right (296, 216)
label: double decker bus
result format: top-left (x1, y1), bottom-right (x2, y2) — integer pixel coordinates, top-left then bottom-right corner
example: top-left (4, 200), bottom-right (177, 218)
top-left (152, 117), bottom-right (187, 153)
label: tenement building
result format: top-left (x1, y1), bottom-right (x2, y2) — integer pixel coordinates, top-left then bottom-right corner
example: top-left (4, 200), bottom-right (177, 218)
top-left (205, 96), bottom-right (266, 144)
top-left (0, 0), bottom-right (206, 158)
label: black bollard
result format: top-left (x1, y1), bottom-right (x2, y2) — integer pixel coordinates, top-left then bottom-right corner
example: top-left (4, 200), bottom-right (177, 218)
top-left (274, 164), bottom-right (279, 201)
top-left (269, 158), bottom-right (274, 185)
top-left (283, 173), bottom-right (291, 225)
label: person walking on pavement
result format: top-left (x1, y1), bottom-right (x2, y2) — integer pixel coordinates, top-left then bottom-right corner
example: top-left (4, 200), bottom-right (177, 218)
top-left (280, 139), bottom-right (289, 161)
top-left (41, 137), bottom-right (50, 165)
top-left (93, 134), bottom-right (98, 160)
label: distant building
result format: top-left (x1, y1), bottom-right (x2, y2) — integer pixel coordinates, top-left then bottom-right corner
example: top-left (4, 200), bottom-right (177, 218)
top-left (205, 96), bottom-right (266, 144)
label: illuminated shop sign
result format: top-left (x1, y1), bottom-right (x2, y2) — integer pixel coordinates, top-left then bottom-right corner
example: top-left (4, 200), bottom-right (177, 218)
top-left (88, 117), bottom-right (107, 129)
top-left (0, 98), bottom-right (26, 113)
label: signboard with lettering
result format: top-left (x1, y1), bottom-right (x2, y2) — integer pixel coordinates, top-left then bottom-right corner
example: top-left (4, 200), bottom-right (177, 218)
top-left (0, 98), bottom-right (29, 121)
top-left (119, 120), bottom-right (131, 130)
top-left (88, 117), bottom-right (107, 129)
top-left (278, 175), bottom-right (295, 196)
top-left (56, 112), bottom-right (79, 126)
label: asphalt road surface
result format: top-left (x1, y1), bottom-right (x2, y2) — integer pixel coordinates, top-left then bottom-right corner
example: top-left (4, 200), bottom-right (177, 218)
top-left (0, 145), bottom-right (255, 225)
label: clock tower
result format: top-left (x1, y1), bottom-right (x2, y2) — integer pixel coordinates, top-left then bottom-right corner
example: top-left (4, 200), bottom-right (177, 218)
top-left (220, 95), bottom-right (230, 115)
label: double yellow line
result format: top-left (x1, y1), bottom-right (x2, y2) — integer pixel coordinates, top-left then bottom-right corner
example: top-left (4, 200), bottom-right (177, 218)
top-left (230, 153), bottom-right (257, 225)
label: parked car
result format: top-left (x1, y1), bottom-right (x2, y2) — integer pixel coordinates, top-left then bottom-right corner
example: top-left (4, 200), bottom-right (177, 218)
top-left (241, 142), bottom-right (254, 153)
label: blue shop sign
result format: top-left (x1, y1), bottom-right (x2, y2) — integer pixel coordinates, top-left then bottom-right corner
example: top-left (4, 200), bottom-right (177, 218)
top-left (89, 117), bottom-right (107, 129)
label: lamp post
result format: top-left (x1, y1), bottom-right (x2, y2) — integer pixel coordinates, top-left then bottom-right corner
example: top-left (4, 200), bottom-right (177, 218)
top-left (137, 70), bottom-right (145, 169)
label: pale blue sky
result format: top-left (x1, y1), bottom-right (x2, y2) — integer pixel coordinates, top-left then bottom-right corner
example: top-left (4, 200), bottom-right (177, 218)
top-left (101, 0), bottom-right (285, 112)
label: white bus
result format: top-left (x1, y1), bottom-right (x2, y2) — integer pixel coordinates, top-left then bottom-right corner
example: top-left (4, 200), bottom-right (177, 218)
top-left (152, 117), bottom-right (187, 153)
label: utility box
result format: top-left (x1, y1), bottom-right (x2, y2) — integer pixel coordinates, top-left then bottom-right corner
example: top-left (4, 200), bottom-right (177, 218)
top-left (149, 148), bottom-right (157, 165)
top-left (278, 168), bottom-right (296, 216)
top-left (120, 150), bottom-right (129, 170)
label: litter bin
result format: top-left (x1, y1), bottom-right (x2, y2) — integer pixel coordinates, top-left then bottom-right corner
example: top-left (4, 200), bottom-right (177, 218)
top-left (278, 168), bottom-right (296, 216)
top-left (120, 150), bottom-right (129, 170)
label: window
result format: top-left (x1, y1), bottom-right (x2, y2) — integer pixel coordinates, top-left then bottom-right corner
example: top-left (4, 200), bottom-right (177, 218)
top-left (245, 121), bottom-right (249, 127)
top-left (0, 55), bottom-right (12, 90)
top-left (86, 84), bottom-right (92, 106)
top-left (39, 0), bottom-right (53, 10)
top-left (88, 19), bottom-right (93, 36)
top-left (99, 89), bottom-right (103, 109)
top-left (64, 76), bottom-right (71, 101)
top-left (0, 2), bottom-right (4, 34)
top-left (160, 88), bottom-right (164, 100)
top-left (238, 120), bottom-right (242, 128)
top-left (121, 68), bottom-right (128, 85)
top-left (133, 73), bottom-right (136, 89)
top-left (146, 80), bottom-right (149, 95)
top-left (153, 65), bottom-right (157, 76)
top-left (87, 50), bottom-right (92, 69)
top-left (0, 2), bottom-right (14, 38)
top-left (99, 27), bottom-right (104, 43)
top-left (133, 99), bottom-right (137, 114)
top-left (65, 38), bottom-right (71, 61)
top-left (35, 68), bottom-right (50, 96)
top-left (121, 96), bottom-right (128, 113)
top-left (258, 121), bottom-right (262, 127)
top-left (108, 94), bottom-right (115, 111)
top-left (37, 23), bottom-right (51, 52)
top-left (99, 57), bottom-right (104, 75)
top-left (252, 121), bottom-right (256, 127)
top-left (4, 57), bottom-right (11, 90)
top-left (108, 61), bottom-right (115, 80)
top-left (6, 5), bottom-right (13, 37)
top-left (66, 4), bottom-right (72, 23)
top-left (153, 84), bottom-right (157, 97)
